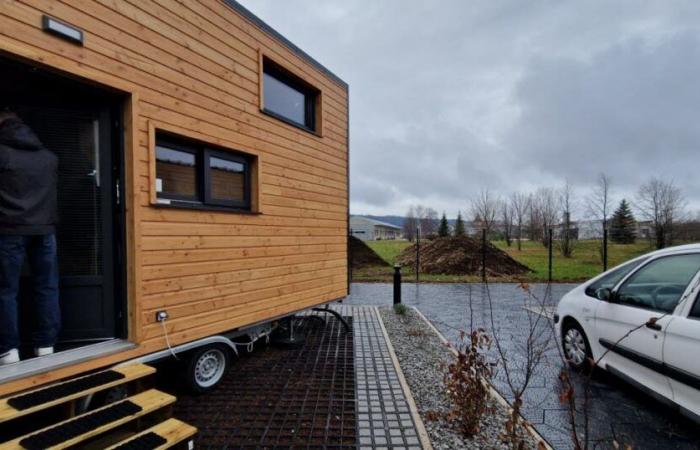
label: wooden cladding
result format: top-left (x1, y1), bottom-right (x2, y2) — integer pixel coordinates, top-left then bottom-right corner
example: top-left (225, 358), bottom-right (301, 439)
top-left (0, 0), bottom-right (348, 396)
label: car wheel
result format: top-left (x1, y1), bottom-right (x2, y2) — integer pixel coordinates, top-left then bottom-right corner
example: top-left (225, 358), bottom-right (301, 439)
top-left (562, 322), bottom-right (592, 371)
top-left (184, 345), bottom-right (229, 394)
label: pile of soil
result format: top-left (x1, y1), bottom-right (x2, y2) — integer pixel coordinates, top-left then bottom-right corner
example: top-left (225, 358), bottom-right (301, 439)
top-left (396, 236), bottom-right (531, 276)
top-left (349, 236), bottom-right (389, 268)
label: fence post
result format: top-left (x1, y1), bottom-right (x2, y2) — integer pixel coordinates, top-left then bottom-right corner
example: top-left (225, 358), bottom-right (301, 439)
top-left (548, 228), bottom-right (553, 283)
top-left (603, 227), bottom-right (608, 272)
top-left (416, 226), bottom-right (421, 283)
top-left (481, 228), bottom-right (487, 282)
top-left (393, 264), bottom-right (402, 305)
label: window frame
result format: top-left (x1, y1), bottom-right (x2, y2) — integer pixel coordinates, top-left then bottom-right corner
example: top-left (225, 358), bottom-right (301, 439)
top-left (203, 148), bottom-right (251, 209)
top-left (261, 58), bottom-right (319, 134)
top-left (611, 253), bottom-right (700, 314)
top-left (154, 133), bottom-right (253, 212)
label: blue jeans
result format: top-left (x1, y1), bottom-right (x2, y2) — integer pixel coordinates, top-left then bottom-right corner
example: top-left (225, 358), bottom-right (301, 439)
top-left (0, 234), bottom-right (60, 354)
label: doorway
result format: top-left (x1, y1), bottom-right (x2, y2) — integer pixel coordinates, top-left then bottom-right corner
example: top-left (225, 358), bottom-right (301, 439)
top-left (0, 56), bottom-right (126, 352)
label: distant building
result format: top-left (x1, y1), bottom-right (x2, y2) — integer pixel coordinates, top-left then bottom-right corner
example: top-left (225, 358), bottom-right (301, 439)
top-left (576, 219), bottom-right (604, 240)
top-left (350, 216), bottom-right (402, 241)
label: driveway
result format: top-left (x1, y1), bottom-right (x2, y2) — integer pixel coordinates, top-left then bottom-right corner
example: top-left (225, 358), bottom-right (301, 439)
top-left (346, 282), bottom-right (700, 450)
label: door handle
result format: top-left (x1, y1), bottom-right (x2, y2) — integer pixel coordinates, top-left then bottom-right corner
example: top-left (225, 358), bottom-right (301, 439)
top-left (646, 321), bottom-right (662, 331)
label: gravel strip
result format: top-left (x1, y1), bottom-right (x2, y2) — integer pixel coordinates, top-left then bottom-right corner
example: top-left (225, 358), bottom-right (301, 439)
top-left (379, 306), bottom-right (539, 450)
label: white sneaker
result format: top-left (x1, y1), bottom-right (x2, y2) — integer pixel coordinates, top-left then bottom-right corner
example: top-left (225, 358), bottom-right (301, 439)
top-left (0, 349), bottom-right (20, 365)
top-left (35, 347), bottom-right (54, 357)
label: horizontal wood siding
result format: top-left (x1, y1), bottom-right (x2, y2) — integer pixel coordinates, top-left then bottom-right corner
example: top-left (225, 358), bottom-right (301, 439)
top-left (0, 0), bottom-right (348, 396)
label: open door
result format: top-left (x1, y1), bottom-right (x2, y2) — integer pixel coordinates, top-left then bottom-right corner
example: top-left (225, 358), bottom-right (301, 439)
top-left (1, 57), bottom-right (125, 348)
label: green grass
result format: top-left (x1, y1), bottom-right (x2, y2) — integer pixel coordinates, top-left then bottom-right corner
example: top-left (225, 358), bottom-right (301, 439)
top-left (366, 240), bottom-right (411, 265)
top-left (492, 239), bottom-right (652, 282)
top-left (353, 238), bottom-right (655, 283)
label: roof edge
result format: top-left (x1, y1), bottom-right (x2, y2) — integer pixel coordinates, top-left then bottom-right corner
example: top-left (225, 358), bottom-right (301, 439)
top-left (222, 0), bottom-right (348, 89)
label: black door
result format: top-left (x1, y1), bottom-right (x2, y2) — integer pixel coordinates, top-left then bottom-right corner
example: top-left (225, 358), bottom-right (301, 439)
top-left (22, 107), bottom-right (117, 343)
top-left (1, 57), bottom-right (123, 346)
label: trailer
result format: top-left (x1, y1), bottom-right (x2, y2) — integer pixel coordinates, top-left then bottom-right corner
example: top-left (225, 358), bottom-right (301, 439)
top-left (0, 0), bottom-right (348, 402)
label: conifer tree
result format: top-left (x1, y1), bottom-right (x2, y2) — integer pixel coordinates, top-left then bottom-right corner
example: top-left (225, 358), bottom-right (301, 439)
top-left (438, 212), bottom-right (450, 237)
top-left (454, 211), bottom-right (466, 236)
top-left (610, 199), bottom-right (636, 244)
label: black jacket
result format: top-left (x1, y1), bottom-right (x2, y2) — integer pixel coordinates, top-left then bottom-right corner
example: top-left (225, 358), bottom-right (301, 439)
top-left (0, 119), bottom-right (58, 235)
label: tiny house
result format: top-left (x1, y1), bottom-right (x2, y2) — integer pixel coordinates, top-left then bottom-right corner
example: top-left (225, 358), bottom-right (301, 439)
top-left (0, 0), bottom-right (348, 397)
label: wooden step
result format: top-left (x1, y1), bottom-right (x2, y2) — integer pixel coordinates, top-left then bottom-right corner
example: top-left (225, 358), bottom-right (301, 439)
top-left (105, 419), bottom-right (197, 450)
top-left (0, 364), bottom-right (155, 424)
top-left (0, 389), bottom-right (175, 450)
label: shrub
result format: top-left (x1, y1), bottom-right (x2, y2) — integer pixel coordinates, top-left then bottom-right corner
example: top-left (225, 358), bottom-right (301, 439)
top-left (393, 303), bottom-right (408, 315)
top-left (444, 329), bottom-right (493, 437)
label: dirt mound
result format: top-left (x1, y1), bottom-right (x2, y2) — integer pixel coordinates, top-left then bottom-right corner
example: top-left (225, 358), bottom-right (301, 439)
top-left (396, 236), bottom-right (531, 276)
top-left (349, 236), bottom-right (389, 268)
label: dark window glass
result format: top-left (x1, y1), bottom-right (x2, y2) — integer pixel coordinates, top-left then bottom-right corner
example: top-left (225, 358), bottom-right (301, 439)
top-left (209, 156), bottom-right (246, 203)
top-left (691, 296), bottom-right (700, 319)
top-left (263, 62), bottom-right (317, 131)
top-left (156, 145), bottom-right (197, 200)
top-left (585, 258), bottom-right (648, 298)
top-left (616, 254), bottom-right (700, 313)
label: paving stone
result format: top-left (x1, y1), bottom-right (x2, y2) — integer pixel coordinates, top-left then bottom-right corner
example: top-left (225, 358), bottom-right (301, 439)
top-left (348, 282), bottom-right (700, 449)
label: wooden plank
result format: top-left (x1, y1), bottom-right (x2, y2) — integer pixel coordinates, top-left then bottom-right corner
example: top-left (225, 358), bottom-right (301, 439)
top-left (0, 390), bottom-right (175, 450)
top-left (141, 252), bottom-right (345, 295)
top-left (141, 280), bottom-right (347, 340)
top-left (141, 261), bottom-right (346, 312)
top-left (142, 243), bottom-right (346, 266)
top-left (104, 418), bottom-right (197, 450)
top-left (0, 364), bottom-right (154, 424)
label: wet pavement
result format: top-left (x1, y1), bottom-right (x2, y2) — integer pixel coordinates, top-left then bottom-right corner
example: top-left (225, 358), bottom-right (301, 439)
top-left (346, 282), bottom-right (700, 450)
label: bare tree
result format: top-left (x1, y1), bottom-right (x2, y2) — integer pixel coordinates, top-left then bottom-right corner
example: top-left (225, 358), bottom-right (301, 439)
top-left (403, 206), bottom-right (417, 242)
top-left (419, 207), bottom-right (439, 237)
top-left (510, 192), bottom-right (530, 251)
top-left (500, 199), bottom-right (514, 246)
top-left (559, 182), bottom-right (577, 257)
top-left (470, 189), bottom-right (499, 238)
top-left (586, 173), bottom-right (612, 231)
top-left (636, 178), bottom-right (686, 249)
top-left (531, 187), bottom-right (559, 247)
top-left (586, 173), bottom-right (612, 263)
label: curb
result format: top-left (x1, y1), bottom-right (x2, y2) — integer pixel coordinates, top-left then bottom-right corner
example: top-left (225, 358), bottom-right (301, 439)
top-left (411, 306), bottom-right (554, 450)
top-left (373, 307), bottom-right (434, 450)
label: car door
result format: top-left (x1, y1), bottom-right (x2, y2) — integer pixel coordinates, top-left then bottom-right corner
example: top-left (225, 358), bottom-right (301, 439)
top-left (595, 253), bottom-right (700, 404)
top-left (662, 286), bottom-right (700, 420)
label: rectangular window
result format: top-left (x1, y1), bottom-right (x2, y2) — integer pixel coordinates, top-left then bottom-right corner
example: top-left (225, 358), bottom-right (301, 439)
top-left (155, 133), bottom-right (252, 211)
top-left (262, 59), bottom-right (318, 132)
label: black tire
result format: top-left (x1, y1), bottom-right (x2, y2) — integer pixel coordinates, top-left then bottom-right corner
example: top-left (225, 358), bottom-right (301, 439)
top-left (184, 345), bottom-right (230, 394)
top-left (562, 321), bottom-right (592, 371)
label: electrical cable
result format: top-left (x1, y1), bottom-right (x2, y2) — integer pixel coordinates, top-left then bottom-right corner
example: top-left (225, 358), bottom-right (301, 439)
top-left (160, 318), bottom-right (179, 360)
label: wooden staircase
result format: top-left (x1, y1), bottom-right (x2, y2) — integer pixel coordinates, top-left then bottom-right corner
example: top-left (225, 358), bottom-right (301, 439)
top-left (0, 364), bottom-right (196, 449)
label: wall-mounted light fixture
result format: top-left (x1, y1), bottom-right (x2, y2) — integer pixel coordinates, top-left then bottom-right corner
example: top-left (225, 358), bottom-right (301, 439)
top-left (42, 15), bottom-right (84, 45)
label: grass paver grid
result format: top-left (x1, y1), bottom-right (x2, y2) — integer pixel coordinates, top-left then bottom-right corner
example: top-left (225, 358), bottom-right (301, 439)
top-left (349, 305), bottom-right (423, 450)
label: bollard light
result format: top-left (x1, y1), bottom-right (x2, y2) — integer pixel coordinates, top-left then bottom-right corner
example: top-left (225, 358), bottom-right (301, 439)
top-left (393, 264), bottom-right (402, 305)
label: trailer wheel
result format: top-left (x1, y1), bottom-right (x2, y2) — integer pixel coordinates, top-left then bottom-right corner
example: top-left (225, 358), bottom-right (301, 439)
top-left (184, 345), bottom-right (229, 393)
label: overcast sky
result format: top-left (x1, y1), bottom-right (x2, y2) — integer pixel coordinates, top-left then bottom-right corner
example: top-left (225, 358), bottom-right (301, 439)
top-left (240, 1), bottom-right (700, 218)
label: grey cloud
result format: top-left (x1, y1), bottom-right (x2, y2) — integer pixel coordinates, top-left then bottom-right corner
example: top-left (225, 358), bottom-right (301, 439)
top-left (240, 0), bottom-right (700, 216)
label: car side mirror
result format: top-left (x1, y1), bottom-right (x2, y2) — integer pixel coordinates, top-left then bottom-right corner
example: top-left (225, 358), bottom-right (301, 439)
top-left (595, 288), bottom-right (612, 301)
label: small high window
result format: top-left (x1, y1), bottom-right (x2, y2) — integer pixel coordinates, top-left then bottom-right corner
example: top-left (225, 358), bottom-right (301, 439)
top-left (155, 133), bottom-right (252, 211)
top-left (262, 59), bottom-right (318, 132)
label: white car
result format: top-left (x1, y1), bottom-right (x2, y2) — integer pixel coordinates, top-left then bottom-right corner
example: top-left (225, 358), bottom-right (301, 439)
top-left (556, 244), bottom-right (700, 423)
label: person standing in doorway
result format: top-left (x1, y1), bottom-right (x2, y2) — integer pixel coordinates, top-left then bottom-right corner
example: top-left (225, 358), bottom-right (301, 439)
top-left (0, 109), bottom-right (60, 365)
